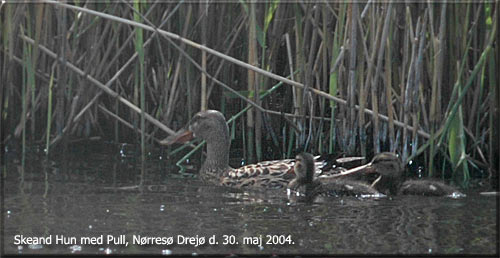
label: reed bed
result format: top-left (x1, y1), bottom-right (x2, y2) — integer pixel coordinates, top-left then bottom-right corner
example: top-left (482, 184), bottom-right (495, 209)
top-left (0, 1), bottom-right (497, 187)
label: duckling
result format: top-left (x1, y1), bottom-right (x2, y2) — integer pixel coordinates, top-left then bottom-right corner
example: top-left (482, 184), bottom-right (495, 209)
top-left (288, 153), bottom-right (382, 201)
top-left (356, 152), bottom-right (465, 197)
top-left (288, 152), bottom-right (322, 198)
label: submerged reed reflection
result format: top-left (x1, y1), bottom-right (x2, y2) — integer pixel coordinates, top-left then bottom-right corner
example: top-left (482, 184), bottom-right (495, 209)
top-left (2, 144), bottom-right (497, 255)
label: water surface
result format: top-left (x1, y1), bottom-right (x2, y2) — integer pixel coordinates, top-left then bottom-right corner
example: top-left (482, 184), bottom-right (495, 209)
top-left (2, 142), bottom-right (498, 255)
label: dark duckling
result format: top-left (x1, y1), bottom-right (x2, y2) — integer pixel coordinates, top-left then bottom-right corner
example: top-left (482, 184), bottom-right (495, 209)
top-left (288, 153), bottom-right (382, 200)
top-left (357, 152), bottom-right (465, 197)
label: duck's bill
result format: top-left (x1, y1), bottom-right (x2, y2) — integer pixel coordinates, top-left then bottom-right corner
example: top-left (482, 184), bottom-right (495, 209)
top-left (160, 129), bottom-right (194, 145)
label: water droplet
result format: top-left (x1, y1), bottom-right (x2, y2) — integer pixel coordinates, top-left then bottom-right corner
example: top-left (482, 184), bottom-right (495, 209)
top-left (449, 192), bottom-right (466, 198)
top-left (417, 166), bottom-right (424, 178)
top-left (69, 245), bottom-right (82, 253)
top-left (28, 244), bottom-right (43, 250)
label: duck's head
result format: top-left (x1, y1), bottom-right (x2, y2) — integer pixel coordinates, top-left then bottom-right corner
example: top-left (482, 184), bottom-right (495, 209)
top-left (164, 110), bottom-right (229, 145)
top-left (339, 152), bottom-right (403, 179)
top-left (293, 152), bottom-right (316, 184)
top-left (363, 152), bottom-right (404, 179)
top-left (288, 152), bottom-right (316, 194)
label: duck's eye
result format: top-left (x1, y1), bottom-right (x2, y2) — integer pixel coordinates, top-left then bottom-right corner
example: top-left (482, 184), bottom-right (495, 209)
top-left (194, 120), bottom-right (210, 130)
top-left (389, 163), bottom-right (399, 170)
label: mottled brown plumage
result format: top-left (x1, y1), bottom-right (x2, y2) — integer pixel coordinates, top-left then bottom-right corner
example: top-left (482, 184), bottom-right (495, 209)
top-left (164, 110), bottom-right (364, 189)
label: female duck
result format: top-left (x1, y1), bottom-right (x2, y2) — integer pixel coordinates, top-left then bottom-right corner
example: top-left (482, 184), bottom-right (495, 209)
top-left (164, 110), bottom-right (364, 189)
top-left (288, 153), bottom-right (381, 200)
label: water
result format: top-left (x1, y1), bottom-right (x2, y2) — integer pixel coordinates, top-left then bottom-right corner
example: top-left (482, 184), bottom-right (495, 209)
top-left (2, 142), bottom-right (498, 255)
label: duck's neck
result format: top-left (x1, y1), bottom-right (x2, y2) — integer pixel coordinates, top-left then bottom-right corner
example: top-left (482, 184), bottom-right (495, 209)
top-left (202, 134), bottom-right (231, 173)
top-left (372, 174), bottom-right (404, 195)
top-left (291, 177), bottom-right (310, 187)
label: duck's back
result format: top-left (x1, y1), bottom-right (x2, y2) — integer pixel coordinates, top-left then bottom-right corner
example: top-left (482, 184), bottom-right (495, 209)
top-left (219, 160), bottom-right (296, 188)
top-left (399, 179), bottom-right (463, 196)
top-left (321, 179), bottom-right (381, 196)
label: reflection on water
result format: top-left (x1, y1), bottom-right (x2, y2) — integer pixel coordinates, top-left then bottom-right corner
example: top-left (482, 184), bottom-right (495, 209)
top-left (2, 142), bottom-right (498, 255)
